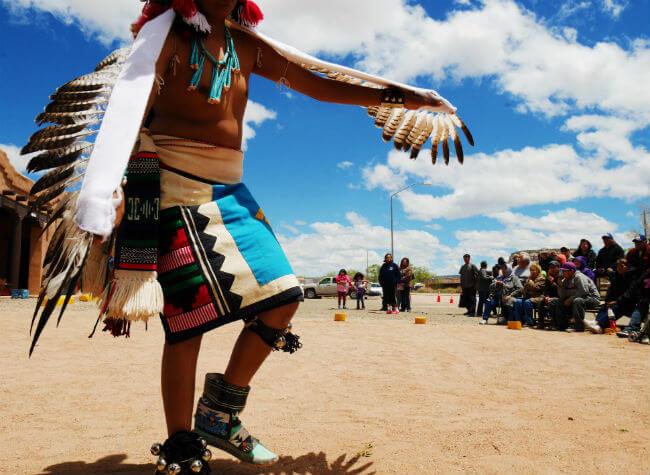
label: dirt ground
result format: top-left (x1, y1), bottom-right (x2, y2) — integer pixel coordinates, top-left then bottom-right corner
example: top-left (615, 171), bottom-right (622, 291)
top-left (0, 294), bottom-right (648, 475)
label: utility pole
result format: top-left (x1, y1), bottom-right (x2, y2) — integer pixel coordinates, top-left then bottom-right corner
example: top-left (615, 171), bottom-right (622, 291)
top-left (390, 182), bottom-right (432, 257)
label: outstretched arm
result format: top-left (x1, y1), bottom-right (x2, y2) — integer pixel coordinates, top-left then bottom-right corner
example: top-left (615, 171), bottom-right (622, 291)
top-left (251, 36), bottom-right (439, 110)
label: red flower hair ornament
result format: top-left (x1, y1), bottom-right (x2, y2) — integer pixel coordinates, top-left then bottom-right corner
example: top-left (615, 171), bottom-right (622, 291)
top-left (131, 0), bottom-right (264, 36)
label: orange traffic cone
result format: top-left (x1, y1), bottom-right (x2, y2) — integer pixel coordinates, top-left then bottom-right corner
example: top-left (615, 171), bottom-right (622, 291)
top-left (436, 293), bottom-right (441, 303)
top-left (449, 295), bottom-right (454, 304)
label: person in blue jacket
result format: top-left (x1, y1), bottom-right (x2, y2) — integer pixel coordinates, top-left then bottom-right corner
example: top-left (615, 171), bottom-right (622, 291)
top-left (379, 253), bottom-right (402, 314)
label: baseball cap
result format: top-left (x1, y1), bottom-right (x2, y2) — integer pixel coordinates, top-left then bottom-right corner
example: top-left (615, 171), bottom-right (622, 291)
top-left (548, 260), bottom-right (560, 267)
top-left (561, 262), bottom-right (576, 271)
top-left (601, 233), bottom-right (614, 240)
top-left (632, 234), bottom-right (647, 243)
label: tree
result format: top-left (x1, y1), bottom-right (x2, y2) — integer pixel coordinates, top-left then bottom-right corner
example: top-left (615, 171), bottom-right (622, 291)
top-left (366, 264), bottom-right (380, 282)
top-left (412, 266), bottom-right (433, 282)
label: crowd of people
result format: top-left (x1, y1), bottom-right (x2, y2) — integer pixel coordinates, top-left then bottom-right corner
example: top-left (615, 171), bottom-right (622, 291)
top-left (334, 253), bottom-right (415, 314)
top-left (459, 234), bottom-right (650, 344)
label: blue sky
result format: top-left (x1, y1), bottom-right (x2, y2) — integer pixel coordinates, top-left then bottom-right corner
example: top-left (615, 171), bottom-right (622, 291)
top-left (0, 0), bottom-right (648, 276)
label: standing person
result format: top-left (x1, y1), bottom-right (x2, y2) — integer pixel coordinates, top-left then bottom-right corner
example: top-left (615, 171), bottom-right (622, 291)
top-left (459, 254), bottom-right (479, 317)
top-left (476, 261), bottom-right (493, 317)
top-left (398, 258), bottom-right (414, 312)
top-left (595, 233), bottom-right (625, 277)
top-left (352, 272), bottom-right (368, 310)
top-left (335, 269), bottom-right (352, 309)
top-left (573, 239), bottom-right (596, 269)
top-left (560, 247), bottom-right (573, 262)
top-left (25, 1), bottom-right (463, 472)
top-left (379, 254), bottom-right (401, 314)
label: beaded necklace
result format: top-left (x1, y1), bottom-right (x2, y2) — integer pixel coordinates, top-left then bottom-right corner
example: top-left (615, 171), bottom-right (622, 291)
top-left (188, 27), bottom-right (240, 104)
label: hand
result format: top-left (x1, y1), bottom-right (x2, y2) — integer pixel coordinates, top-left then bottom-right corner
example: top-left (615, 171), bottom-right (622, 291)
top-left (92, 188), bottom-right (125, 244)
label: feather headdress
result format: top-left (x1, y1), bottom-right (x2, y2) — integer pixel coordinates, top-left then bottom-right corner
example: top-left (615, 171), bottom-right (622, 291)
top-left (131, 0), bottom-right (264, 36)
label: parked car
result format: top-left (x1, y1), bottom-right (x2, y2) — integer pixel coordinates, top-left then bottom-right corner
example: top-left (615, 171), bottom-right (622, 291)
top-left (413, 282), bottom-right (425, 291)
top-left (303, 277), bottom-right (338, 299)
top-left (367, 282), bottom-right (383, 297)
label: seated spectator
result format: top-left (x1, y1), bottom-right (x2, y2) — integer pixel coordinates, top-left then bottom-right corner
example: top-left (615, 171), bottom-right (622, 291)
top-left (476, 261), bottom-right (493, 317)
top-left (595, 233), bottom-right (625, 277)
top-left (538, 250), bottom-right (554, 273)
top-left (512, 263), bottom-right (546, 326)
top-left (560, 246), bottom-right (573, 262)
top-left (479, 264), bottom-right (522, 325)
top-left (573, 255), bottom-right (596, 283)
top-left (586, 258), bottom-right (634, 334)
top-left (625, 235), bottom-right (650, 280)
top-left (513, 252), bottom-right (531, 282)
top-left (555, 253), bottom-right (567, 265)
top-left (573, 238), bottom-right (596, 269)
top-left (549, 262), bottom-right (600, 332)
top-left (537, 260), bottom-right (562, 330)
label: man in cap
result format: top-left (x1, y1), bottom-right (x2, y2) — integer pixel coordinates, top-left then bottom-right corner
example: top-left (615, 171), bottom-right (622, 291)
top-left (553, 262), bottom-right (600, 332)
top-left (459, 254), bottom-right (479, 317)
top-left (595, 233), bottom-right (625, 277)
top-left (625, 235), bottom-right (650, 280)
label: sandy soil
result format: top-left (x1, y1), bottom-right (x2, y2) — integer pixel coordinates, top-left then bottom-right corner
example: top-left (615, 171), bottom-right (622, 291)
top-left (0, 294), bottom-right (648, 475)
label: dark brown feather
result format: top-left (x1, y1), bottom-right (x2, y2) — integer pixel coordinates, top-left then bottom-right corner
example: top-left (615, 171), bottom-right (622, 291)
top-left (95, 47), bottom-right (130, 71)
top-left (31, 185), bottom-right (66, 208)
top-left (27, 143), bottom-right (91, 173)
top-left (460, 122), bottom-right (475, 147)
top-left (410, 147), bottom-right (422, 160)
top-left (431, 142), bottom-right (439, 165)
top-left (44, 99), bottom-right (106, 114)
top-left (443, 140), bottom-right (450, 165)
top-left (31, 166), bottom-right (76, 196)
top-left (36, 110), bottom-right (104, 126)
top-left (27, 122), bottom-right (94, 142)
top-left (453, 135), bottom-right (464, 164)
top-left (22, 130), bottom-right (95, 155)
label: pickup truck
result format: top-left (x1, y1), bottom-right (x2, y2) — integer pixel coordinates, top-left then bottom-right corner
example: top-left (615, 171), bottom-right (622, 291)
top-left (303, 278), bottom-right (383, 299)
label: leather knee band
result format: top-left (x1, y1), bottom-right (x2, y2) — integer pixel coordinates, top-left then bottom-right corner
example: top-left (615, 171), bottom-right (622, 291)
top-left (244, 317), bottom-right (303, 354)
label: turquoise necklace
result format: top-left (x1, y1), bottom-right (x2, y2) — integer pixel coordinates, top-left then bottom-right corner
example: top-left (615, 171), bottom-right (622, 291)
top-left (188, 27), bottom-right (240, 104)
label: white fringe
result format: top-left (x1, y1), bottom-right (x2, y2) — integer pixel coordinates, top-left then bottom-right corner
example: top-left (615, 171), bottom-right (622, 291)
top-left (106, 270), bottom-right (164, 322)
top-left (184, 12), bottom-right (211, 33)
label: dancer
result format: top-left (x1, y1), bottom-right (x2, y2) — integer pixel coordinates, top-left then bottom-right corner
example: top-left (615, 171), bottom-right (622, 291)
top-left (25, 2), bottom-right (475, 474)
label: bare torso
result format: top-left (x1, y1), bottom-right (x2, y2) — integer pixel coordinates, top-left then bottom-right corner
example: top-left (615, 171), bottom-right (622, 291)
top-left (149, 25), bottom-right (256, 150)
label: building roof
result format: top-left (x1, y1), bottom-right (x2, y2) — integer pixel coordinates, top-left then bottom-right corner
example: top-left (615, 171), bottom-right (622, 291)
top-left (0, 148), bottom-right (53, 220)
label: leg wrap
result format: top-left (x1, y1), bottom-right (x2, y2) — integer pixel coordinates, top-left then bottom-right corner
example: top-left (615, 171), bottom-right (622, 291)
top-left (244, 317), bottom-right (302, 354)
top-left (194, 373), bottom-right (279, 464)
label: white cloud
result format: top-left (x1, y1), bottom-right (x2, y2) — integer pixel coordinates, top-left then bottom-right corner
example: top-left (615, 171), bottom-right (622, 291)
top-left (337, 160), bottom-right (354, 169)
top-left (294, 220), bottom-right (307, 226)
top-left (0, 0), bottom-right (138, 44)
top-left (7, 1), bottom-right (648, 122)
top-left (0, 144), bottom-right (31, 174)
top-left (601, 0), bottom-right (628, 18)
top-left (279, 211), bottom-right (453, 276)
top-left (242, 101), bottom-right (277, 151)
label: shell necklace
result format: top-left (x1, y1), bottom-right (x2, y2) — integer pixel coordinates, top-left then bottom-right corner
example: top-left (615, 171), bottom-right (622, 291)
top-left (188, 27), bottom-right (240, 104)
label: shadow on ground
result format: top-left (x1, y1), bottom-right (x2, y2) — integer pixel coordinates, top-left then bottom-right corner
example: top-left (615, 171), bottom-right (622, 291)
top-left (38, 452), bottom-right (375, 475)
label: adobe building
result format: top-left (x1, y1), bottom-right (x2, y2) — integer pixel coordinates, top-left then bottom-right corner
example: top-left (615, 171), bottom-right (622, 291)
top-left (0, 149), bottom-right (55, 295)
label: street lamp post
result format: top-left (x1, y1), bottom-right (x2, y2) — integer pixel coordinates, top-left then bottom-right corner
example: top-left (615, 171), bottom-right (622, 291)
top-left (390, 182), bottom-right (432, 257)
